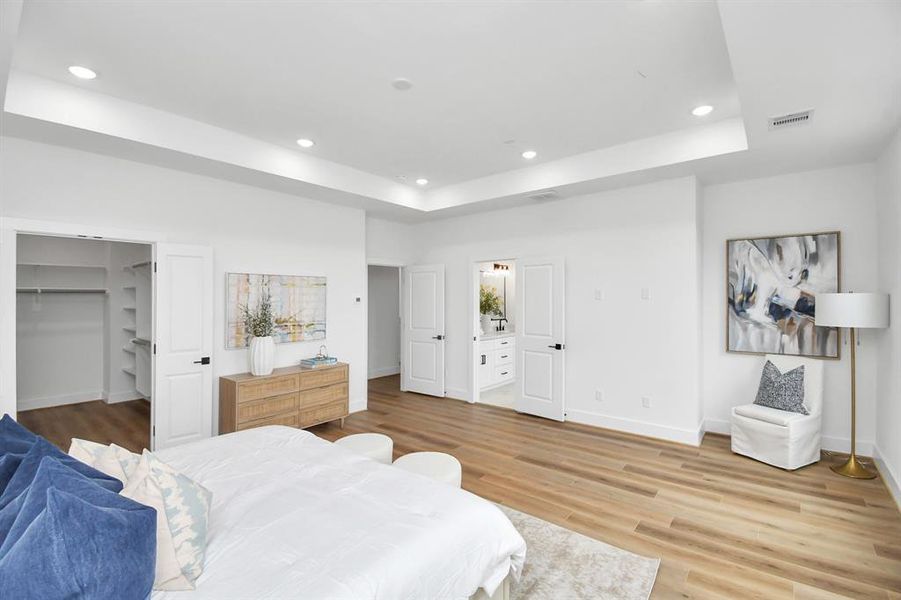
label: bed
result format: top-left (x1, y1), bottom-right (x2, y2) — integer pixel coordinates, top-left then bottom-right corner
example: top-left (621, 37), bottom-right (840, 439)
top-left (151, 426), bottom-right (527, 599)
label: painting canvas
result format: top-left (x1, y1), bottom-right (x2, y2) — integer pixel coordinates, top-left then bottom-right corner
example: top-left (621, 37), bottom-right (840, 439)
top-left (226, 273), bottom-right (326, 348)
top-left (727, 231), bottom-right (840, 358)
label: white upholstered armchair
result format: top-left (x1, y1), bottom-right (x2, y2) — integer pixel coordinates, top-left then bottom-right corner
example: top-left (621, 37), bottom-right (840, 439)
top-left (731, 354), bottom-right (824, 470)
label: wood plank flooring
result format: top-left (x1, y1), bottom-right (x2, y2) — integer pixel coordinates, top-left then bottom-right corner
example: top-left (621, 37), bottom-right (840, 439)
top-left (310, 375), bottom-right (901, 600)
top-left (18, 398), bottom-right (150, 453)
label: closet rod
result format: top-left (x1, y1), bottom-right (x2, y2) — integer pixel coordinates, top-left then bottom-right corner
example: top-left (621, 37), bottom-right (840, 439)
top-left (131, 261), bottom-right (151, 269)
top-left (16, 288), bottom-right (108, 294)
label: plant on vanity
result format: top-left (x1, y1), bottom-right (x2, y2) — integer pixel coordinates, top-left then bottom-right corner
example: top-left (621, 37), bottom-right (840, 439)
top-left (479, 284), bottom-right (503, 334)
top-left (242, 291), bottom-right (276, 376)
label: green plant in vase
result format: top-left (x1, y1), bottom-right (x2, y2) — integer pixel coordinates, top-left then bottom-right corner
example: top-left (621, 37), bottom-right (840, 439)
top-left (479, 284), bottom-right (503, 334)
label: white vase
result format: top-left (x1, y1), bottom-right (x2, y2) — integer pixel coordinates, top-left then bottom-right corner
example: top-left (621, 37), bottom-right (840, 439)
top-left (480, 314), bottom-right (493, 335)
top-left (249, 336), bottom-right (275, 376)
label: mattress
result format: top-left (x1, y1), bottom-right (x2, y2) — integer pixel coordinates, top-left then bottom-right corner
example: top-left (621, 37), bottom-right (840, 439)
top-left (152, 426), bottom-right (526, 599)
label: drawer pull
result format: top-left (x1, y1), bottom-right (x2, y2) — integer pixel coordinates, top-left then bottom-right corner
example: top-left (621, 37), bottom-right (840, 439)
top-left (500, 354), bottom-right (509, 359)
top-left (500, 371), bottom-right (509, 376)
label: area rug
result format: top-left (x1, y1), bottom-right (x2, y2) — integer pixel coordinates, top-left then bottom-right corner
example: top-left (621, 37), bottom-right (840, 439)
top-left (499, 505), bottom-right (659, 600)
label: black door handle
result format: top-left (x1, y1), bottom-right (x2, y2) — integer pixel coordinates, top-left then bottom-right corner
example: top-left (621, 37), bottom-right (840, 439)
top-left (193, 356), bottom-right (211, 365)
top-left (547, 344), bottom-right (565, 350)
top-left (432, 335), bottom-right (445, 340)
top-left (481, 354), bottom-right (487, 365)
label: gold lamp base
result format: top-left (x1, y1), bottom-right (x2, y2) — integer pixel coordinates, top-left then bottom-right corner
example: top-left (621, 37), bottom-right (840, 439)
top-left (830, 454), bottom-right (878, 479)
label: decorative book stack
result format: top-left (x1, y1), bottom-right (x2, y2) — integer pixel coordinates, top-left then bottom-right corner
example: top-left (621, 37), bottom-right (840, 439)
top-left (300, 345), bottom-right (338, 369)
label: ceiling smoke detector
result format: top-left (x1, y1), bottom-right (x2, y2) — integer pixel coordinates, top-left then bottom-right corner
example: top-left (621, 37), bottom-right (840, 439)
top-left (768, 110), bottom-right (814, 130)
top-left (527, 190), bottom-right (559, 202)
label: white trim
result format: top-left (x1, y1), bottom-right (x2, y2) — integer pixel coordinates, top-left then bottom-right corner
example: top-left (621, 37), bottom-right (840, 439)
top-left (367, 257), bottom-right (407, 268)
top-left (445, 386), bottom-right (470, 402)
top-left (873, 444), bottom-right (901, 511)
top-left (349, 396), bottom-right (367, 414)
top-left (568, 408), bottom-right (703, 446)
top-left (368, 366), bottom-right (400, 379)
top-left (0, 217), bottom-right (167, 244)
top-left (18, 391), bottom-right (105, 412)
top-left (704, 417), bottom-right (876, 456)
top-left (103, 390), bottom-right (143, 404)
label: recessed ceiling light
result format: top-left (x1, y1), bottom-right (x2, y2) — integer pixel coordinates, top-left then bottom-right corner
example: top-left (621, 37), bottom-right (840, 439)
top-left (415, 178), bottom-right (429, 186)
top-left (392, 78), bottom-right (413, 91)
top-left (522, 150), bottom-right (537, 160)
top-left (692, 105), bottom-right (714, 117)
top-left (68, 65), bottom-right (97, 80)
top-left (296, 138), bottom-right (315, 148)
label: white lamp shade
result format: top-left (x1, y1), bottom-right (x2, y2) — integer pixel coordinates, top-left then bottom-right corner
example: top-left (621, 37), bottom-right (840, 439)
top-left (815, 293), bottom-right (890, 329)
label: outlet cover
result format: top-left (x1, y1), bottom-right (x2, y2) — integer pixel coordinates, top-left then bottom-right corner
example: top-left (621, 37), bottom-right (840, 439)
top-left (641, 396), bottom-right (652, 408)
top-left (595, 389), bottom-right (604, 402)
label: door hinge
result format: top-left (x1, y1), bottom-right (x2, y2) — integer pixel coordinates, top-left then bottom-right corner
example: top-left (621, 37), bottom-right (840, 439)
top-left (153, 343), bottom-right (157, 355)
top-left (152, 425), bottom-right (156, 437)
top-left (153, 262), bottom-right (157, 273)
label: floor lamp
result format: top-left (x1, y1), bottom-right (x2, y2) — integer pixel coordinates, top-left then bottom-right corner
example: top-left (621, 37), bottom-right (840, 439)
top-left (815, 292), bottom-right (890, 479)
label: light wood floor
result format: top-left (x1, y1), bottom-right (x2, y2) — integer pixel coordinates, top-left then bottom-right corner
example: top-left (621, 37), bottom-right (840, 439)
top-left (310, 375), bottom-right (901, 600)
top-left (18, 399), bottom-right (150, 453)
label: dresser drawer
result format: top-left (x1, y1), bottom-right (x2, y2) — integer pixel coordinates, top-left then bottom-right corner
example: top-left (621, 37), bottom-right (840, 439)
top-left (237, 375), bottom-right (299, 402)
top-left (494, 364), bottom-right (514, 382)
top-left (236, 392), bottom-right (297, 423)
top-left (297, 384), bottom-right (347, 410)
top-left (298, 400), bottom-right (348, 428)
top-left (495, 337), bottom-right (514, 349)
top-left (297, 366), bottom-right (348, 392)
top-left (495, 349), bottom-right (513, 366)
top-left (237, 411), bottom-right (298, 431)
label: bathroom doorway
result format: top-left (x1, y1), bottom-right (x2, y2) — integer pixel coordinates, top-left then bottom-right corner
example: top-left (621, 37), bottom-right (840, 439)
top-left (470, 259), bottom-right (517, 408)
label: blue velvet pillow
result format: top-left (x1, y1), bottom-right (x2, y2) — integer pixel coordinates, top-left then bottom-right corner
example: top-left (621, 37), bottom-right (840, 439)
top-left (0, 414), bottom-right (37, 455)
top-left (0, 457), bottom-right (156, 600)
top-left (0, 437), bottom-right (122, 511)
top-left (0, 454), bottom-right (24, 498)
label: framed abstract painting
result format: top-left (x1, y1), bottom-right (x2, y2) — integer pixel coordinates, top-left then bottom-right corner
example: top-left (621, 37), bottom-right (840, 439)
top-left (226, 272), bottom-right (326, 349)
top-left (726, 231), bottom-right (840, 359)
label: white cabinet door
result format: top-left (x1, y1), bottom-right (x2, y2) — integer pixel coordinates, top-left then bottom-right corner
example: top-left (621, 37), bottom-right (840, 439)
top-left (514, 257), bottom-right (565, 421)
top-left (402, 264), bottom-right (445, 397)
top-left (153, 243), bottom-right (213, 450)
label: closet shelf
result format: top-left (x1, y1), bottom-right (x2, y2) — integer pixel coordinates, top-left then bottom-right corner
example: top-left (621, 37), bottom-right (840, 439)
top-left (122, 366), bottom-right (136, 376)
top-left (131, 337), bottom-right (151, 346)
top-left (122, 346), bottom-right (136, 354)
top-left (123, 306), bottom-right (137, 311)
top-left (122, 285), bottom-right (136, 290)
top-left (130, 261), bottom-right (152, 270)
top-left (16, 288), bottom-right (108, 294)
top-left (123, 326), bottom-right (137, 333)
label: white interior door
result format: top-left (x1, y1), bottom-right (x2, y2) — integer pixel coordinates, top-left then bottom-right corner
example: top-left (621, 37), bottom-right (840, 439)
top-left (153, 243), bottom-right (213, 449)
top-left (401, 264), bottom-right (445, 397)
top-left (515, 257), bottom-right (565, 421)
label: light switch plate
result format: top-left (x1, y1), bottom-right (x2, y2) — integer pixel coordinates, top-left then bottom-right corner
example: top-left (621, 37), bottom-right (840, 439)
top-left (595, 389), bottom-right (603, 402)
top-left (594, 289), bottom-right (605, 301)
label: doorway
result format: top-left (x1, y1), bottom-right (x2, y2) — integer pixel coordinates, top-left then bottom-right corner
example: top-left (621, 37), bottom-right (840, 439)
top-left (367, 264), bottom-right (401, 383)
top-left (14, 234), bottom-right (153, 452)
top-left (474, 260), bottom-right (517, 408)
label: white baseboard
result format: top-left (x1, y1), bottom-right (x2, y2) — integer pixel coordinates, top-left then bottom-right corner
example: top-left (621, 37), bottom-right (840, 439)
top-left (873, 444), bottom-right (901, 511)
top-left (103, 390), bottom-right (143, 404)
top-left (567, 409), bottom-right (703, 446)
top-left (349, 397), bottom-right (367, 413)
top-left (18, 390), bottom-right (104, 412)
top-left (704, 418), bottom-right (875, 456)
top-left (445, 386), bottom-right (470, 402)
top-left (368, 366), bottom-right (400, 379)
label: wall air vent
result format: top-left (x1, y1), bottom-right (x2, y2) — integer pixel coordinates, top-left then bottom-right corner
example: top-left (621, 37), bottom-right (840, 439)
top-left (768, 110), bottom-right (814, 130)
top-left (527, 189), bottom-right (560, 202)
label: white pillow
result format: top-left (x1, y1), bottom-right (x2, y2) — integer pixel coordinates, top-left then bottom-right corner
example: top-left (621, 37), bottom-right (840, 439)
top-left (68, 438), bottom-right (134, 484)
top-left (121, 450), bottom-right (212, 591)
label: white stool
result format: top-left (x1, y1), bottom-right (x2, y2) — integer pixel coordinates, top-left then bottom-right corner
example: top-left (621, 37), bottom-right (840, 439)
top-left (335, 433), bottom-right (393, 465)
top-left (393, 452), bottom-right (462, 487)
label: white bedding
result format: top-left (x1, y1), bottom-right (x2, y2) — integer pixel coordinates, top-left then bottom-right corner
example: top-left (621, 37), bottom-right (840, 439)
top-left (152, 426), bottom-right (526, 599)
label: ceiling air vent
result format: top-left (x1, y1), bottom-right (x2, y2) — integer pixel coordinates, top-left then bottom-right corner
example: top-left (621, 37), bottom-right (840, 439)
top-left (527, 189), bottom-right (560, 202)
top-left (768, 109), bottom-right (814, 130)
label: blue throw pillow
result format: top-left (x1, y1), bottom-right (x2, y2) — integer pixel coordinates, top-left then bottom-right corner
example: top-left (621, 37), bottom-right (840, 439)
top-left (0, 438), bottom-right (122, 511)
top-left (0, 414), bottom-right (37, 455)
top-left (0, 458), bottom-right (156, 600)
top-left (0, 453), bottom-right (24, 498)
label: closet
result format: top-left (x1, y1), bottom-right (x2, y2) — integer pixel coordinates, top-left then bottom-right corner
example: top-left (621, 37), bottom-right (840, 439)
top-left (15, 234), bottom-right (152, 412)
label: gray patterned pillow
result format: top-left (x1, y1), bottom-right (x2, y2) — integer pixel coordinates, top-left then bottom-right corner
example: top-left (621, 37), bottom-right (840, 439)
top-left (754, 361), bottom-right (808, 415)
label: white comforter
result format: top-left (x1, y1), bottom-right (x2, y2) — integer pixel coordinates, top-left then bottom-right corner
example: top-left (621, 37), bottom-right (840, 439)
top-left (152, 426), bottom-right (526, 600)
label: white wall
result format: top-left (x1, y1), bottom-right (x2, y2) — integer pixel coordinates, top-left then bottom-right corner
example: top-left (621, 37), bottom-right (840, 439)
top-left (405, 177), bottom-right (703, 444)
top-left (700, 164), bottom-right (880, 454)
top-left (366, 217), bottom-right (417, 266)
top-left (0, 137), bottom-right (368, 423)
top-left (875, 127), bottom-right (901, 504)
top-left (15, 236), bottom-right (108, 409)
top-left (367, 265), bottom-right (400, 379)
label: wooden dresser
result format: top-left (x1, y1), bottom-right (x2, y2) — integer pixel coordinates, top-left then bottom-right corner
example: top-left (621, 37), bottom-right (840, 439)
top-left (219, 363), bottom-right (349, 434)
